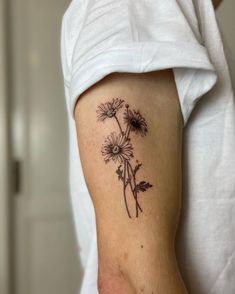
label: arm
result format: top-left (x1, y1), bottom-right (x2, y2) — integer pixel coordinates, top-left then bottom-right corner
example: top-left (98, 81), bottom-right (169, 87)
top-left (74, 70), bottom-right (187, 293)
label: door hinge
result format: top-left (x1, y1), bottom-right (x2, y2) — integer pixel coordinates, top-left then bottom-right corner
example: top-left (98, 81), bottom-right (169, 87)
top-left (13, 159), bottom-right (21, 195)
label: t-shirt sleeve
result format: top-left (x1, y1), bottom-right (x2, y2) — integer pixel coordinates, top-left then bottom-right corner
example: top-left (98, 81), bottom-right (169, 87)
top-left (61, 0), bottom-right (218, 125)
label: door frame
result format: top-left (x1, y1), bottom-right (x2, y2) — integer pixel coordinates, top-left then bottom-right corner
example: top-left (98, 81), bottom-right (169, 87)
top-left (0, 0), bottom-right (11, 293)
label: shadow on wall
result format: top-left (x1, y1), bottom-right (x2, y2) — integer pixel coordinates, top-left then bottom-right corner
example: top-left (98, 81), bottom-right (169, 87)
top-left (217, 0), bottom-right (235, 89)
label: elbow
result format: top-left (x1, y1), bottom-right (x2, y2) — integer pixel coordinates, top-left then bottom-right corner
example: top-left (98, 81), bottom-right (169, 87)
top-left (98, 270), bottom-right (136, 294)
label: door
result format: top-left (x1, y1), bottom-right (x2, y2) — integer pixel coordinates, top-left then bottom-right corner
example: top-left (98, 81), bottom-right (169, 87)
top-left (0, 0), bottom-right (10, 293)
top-left (9, 0), bottom-right (83, 293)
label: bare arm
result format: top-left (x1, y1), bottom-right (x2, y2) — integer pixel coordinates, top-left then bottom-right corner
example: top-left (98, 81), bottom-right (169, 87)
top-left (74, 70), bottom-right (187, 293)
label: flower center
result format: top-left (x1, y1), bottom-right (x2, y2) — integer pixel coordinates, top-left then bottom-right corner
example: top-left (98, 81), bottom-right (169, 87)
top-left (130, 118), bottom-right (141, 129)
top-left (106, 108), bottom-right (116, 117)
top-left (112, 145), bottom-right (121, 154)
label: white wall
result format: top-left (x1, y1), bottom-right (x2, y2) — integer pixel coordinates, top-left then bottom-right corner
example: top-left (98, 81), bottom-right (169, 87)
top-left (217, 0), bottom-right (235, 87)
top-left (0, 0), bottom-right (10, 293)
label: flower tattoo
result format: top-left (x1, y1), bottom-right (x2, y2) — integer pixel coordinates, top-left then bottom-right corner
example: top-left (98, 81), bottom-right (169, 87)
top-left (96, 99), bottom-right (153, 218)
top-left (124, 107), bottom-right (147, 137)
top-left (96, 98), bottom-right (124, 121)
top-left (101, 132), bottom-right (133, 163)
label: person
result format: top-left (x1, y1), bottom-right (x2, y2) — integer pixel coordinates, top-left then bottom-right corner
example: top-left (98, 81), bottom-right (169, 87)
top-left (60, 0), bottom-right (235, 293)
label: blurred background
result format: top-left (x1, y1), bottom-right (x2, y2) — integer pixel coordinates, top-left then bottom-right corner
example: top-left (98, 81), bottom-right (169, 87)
top-left (0, 1), bottom-right (234, 294)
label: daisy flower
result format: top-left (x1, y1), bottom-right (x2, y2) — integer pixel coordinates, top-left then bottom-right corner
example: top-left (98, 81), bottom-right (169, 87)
top-left (101, 132), bottom-right (133, 163)
top-left (124, 106), bottom-right (148, 136)
top-left (96, 98), bottom-right (124, 121)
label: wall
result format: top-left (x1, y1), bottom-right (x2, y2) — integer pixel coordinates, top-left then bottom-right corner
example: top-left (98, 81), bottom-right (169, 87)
top-left (217, 0), bottom-right (235, 86)
top-left (0, 0), bottom-right (10, 293)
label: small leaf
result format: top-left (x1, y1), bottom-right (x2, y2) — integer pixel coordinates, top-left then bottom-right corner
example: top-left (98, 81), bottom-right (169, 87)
top-left (125, 176), bottom-right (131, 187)
top-left (133, 163), bottom-right (142, 176)
top-left (135, 181), bottom-right (153, 193)
top-left (116, 165), bottom-right (124, 182)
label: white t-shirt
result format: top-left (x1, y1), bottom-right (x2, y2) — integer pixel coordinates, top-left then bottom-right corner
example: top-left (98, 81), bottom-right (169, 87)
top-left (60, 0), bottom-right (235, 293)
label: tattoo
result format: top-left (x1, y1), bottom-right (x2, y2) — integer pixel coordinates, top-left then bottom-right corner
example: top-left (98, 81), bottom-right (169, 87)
top-left (96, 98), bottom-right (153, 218)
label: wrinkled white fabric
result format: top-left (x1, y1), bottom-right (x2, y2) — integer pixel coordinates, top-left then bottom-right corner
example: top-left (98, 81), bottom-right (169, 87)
top-left (60, 0), bottom-right (235, 293)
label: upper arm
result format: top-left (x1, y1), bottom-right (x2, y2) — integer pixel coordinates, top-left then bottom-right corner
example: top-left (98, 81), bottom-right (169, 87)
top-left (74, 70), bottom-right (186, 293)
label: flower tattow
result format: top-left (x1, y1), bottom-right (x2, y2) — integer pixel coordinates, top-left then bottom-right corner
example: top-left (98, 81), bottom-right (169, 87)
top-left (97, 99), bottom-right (153, 218)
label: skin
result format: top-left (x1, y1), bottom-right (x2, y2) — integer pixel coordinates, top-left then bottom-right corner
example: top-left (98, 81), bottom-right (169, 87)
top-left (74, 70), bottom-right (187, 293)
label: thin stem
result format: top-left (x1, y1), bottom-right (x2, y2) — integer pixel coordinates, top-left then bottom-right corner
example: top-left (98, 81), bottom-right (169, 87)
top-left (126, 162), bottom-right (141, 212)
top-left (124, 123), bottom-right (128, 136)
top-left (123, 160), bottom-right (131, 218)
top-left (126, 163), bottom-right (142, 217)
top-left (114, 115), bottom-right (123, 134)
top-left (124, 107), bottom-right (131, 138)
top-left (127, 161), bottom-right (142, 217)
top-left (127, 126), bottom-right (131, 138)
top-left (125, 124), bottom-right (132, 139)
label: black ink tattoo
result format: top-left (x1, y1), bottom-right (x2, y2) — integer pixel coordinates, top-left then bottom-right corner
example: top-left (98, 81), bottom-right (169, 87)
top-left (96, 98), bottom-right (153, 218)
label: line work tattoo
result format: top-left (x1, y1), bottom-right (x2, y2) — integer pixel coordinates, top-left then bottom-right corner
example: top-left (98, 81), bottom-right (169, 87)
top-left (96, 98), bottom-right (153, 218)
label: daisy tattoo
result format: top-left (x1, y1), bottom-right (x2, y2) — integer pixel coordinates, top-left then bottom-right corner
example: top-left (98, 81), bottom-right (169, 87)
top-left (96, 98), bottom-right (153, 218)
